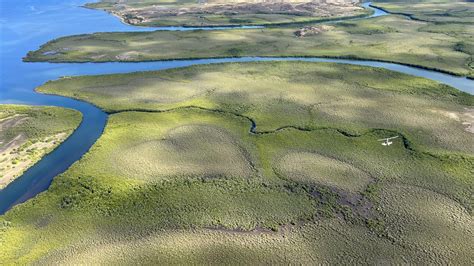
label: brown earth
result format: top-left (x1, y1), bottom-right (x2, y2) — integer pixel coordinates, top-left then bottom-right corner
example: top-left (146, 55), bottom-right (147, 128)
top-left (0, 115), bottom-right (69, 189)
top-left (104, 0), bottom-right (363, 25)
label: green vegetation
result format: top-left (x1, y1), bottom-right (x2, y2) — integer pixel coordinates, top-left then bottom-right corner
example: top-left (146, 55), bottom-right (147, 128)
top-left (370, 1), bottom-right (474, 73)
top-left (0, 105), bottom-right (81, 144)
top-left (378, 184), bottom-right (473, 260)
top-left (85, 0), bottom-right (368, 27)
top-left (0, 105), bottom-right (82, 189)
top-left (276, 152), bottom-right (371, 193)
top-left (1, 62), bottom-right (473, 263)
top-left (18, 221), bottom-right (435, 264)
top-left (372, 0), bottom-right (474, 24)
top-left (38, 62), bottom-right (474, 154)
top-left (25, 13), bottom-right (474, 77)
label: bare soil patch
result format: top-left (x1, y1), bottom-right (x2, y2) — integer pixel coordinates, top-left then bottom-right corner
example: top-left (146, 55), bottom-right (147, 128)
top-left (103, 0), bottom-right (363, 26)
top-left (0, 132), bottom-right (67, 189)
top-left (294, 25), bottom-right (334, 37)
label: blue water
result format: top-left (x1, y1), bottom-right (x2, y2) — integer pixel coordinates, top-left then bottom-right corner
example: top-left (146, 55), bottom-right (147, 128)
top-left (0, 1), bottom-right (472, 214)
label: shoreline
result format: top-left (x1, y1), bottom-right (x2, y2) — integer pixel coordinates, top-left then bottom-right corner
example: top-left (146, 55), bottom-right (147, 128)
top-left (0, 99), bottom-right (106, 215)
top-left (0, 105), bottom-right (83, 192)
top-left (24, 54), bottom-right (474, 80)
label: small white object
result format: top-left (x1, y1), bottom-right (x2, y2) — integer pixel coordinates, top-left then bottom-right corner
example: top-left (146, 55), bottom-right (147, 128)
top-left (378, 136), bottom-right (398, 146)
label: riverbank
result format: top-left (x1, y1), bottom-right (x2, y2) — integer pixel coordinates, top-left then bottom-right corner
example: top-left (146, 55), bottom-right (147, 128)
top-left (2, 54), bottom-right (468, 214)
top-left (24, 15), bottom-right (474, 78)
top-left (36, 61), bottom-right (474, 154)
top-left (0, 105), bottom-right (82, 189)
top-left (25, 53), bottom-right (473, 79)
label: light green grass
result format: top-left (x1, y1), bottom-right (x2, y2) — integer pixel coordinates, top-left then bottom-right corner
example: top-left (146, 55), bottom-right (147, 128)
top-left (73, 110), bottom-right (259, 182)
top-left (114, 124), bottom-right (255, 180)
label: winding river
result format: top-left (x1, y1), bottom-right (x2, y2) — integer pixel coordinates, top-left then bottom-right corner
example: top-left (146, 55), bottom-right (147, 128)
top-left (0, 1), bottom-right (472, 214)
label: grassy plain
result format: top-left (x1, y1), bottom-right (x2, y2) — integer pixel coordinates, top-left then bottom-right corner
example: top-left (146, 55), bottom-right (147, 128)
top-left (38, 62), bottom-right (474, 154)
top-left (85, 0), bottom-right (368, 27)
top-left (1, 62), bottom-right (472, 263)
top-left (0, 105), bottom-right (82, 189)
top-left (25, 13), bottom-right (474, 77)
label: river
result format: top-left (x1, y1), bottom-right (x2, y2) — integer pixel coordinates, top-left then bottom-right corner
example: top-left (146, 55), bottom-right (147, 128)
top-left (0, 1), bottom-right (472, 214)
